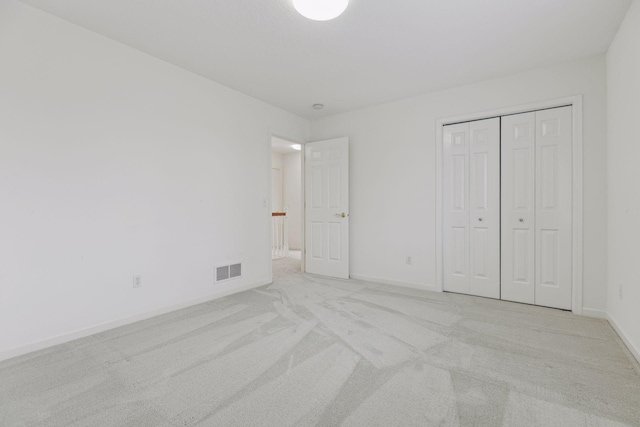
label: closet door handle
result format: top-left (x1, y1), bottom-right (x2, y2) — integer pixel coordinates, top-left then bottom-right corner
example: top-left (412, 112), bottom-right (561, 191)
top-left (478, 218), bottom-right (483, 222)
top-left (519, 218), bottom-right (524, 223)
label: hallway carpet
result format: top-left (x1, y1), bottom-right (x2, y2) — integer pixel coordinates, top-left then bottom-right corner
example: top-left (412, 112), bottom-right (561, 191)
top-left (1, 259), bottom-right (639, 426)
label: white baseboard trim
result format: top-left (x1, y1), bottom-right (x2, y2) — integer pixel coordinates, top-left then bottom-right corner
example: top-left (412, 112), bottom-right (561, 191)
top-left (607, 313), bottom-right (640, 366)
top-left (350, 274), bottom-right (437, 292)
top-left (581, 308), bottom-right (608, 319)
top-left (0, 279), bottom-right (271, 363)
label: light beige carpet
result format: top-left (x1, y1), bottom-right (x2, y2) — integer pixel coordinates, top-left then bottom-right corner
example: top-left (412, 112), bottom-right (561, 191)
top-left (1, 259), bottom-right (639, 426)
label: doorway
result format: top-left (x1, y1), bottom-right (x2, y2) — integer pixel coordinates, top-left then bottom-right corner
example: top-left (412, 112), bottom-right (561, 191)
top-left (271, 136), bottom-right (303, 279)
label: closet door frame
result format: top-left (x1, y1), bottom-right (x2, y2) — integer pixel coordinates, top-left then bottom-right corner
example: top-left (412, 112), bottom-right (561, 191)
top-left (435, 95), bottom-right (584, 315)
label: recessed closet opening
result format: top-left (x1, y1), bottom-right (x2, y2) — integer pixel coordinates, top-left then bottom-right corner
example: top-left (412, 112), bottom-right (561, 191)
top-left (436, 97), bottom-right (584, 314)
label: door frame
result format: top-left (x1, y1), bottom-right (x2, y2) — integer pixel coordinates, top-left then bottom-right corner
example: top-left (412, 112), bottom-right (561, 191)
top-left (435, 95), bottom-right (584, 315)
top-left (267, 133), bottom-right (306, 284)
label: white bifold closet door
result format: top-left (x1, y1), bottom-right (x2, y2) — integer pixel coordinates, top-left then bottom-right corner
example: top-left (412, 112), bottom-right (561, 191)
top-left (501, 106), bottom-right (572, 310)
top-left (443, 118), bottom-right (500, 299)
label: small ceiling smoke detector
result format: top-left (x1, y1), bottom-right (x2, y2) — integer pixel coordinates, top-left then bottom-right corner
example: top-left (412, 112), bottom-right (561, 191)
top-left (313, 104), bottom-right (324, 110)
top-left (293, 0), bottom-right (349, 21)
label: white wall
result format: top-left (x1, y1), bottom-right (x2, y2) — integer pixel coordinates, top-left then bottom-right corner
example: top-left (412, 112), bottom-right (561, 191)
top-left (283, 152), bottom-right (302, 249)
top-left (271, 150), bottom-right (301, 250)
top-left (271, 152), bottom-right (284, 211)
top-left (310, 56), bottom-right (608, 313)
top-left (271, 153), bottom-right (284, 170)
top-left (0, 0), bottom-right (623, 361)
top-left (0, 0), bottom-right (309, 359)
top-left (606, 0), bottom-right (640, 359)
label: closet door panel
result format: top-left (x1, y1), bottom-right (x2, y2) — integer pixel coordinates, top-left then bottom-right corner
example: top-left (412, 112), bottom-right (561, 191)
top-left (501, 113), bottom-right (536, 304)
top-left (469, 118), bottom-right (500, 299)
top-left (443, 123), bottom-right (470, 294)
top-left (535, 106), bottom-right (572, 309)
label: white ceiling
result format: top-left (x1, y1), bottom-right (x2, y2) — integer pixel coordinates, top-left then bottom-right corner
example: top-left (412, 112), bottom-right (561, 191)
top-left (271, 136), bottom-right (301, 154)
top-left (18, 0), bottom-right (632, 119)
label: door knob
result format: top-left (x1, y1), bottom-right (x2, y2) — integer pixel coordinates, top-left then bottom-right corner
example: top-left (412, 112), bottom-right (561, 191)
top-left (519, 218), bottom-right (524, 222)
top-left (336, 212), bottom-right (347, 218)
top-left (478, 218), bottom-right (483, 222)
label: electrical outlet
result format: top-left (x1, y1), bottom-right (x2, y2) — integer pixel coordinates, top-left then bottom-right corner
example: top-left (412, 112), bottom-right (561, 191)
top-left (133, 275), bottom-right (142, 288)
top-left (619, 283), bottom-right (623, 299)
top-left (406, 256), bottom-right (413, 265)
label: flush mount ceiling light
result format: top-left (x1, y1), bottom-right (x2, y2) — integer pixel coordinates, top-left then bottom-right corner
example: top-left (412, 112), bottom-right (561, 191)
top-left (291, 144), bottom-right (302, 151)
top-left (293, 0), bottom-right (349, 21)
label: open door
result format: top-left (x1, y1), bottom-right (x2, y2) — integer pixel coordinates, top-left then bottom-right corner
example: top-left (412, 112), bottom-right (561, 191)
top-left (305, 137), bottom-right (349, 279)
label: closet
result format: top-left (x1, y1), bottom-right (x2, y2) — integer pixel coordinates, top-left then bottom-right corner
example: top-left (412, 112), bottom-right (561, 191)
top-left (442, 106), bottom-right (572, 310)
top-left (443, 117), bottom-right (500, 299)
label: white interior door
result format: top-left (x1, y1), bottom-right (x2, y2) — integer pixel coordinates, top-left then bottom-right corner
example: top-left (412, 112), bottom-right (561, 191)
top-left (469, 118), bottom-right (501, 298)
top-left (442, 106), bottom-right (573, 309)
top-left (443, 123), bottom-right (470, 294)
top-left (534, 106), bottom-right (572, 309)
top-left (443, 118), bottom-right (500, 298)
top-left (501, 112), bottom-right (536, 304)
top-left (305, 137), bottom-right (349, 279)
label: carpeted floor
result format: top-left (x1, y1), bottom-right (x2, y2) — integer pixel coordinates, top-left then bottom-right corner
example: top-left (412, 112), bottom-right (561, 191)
top-left (1, 257), bottom-right (639, 426)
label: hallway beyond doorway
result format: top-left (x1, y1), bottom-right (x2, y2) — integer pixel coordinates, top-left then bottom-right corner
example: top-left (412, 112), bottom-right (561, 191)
top-left (273, 251), bottom-right (301, 280)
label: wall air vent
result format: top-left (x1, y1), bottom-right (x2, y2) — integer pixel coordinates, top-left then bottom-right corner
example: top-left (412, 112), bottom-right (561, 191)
top-left (229, 263), bottom-right (242, 279)
top-left (216, 266), bottom-right (229, 282)
top-left (216, 262), bottom-right (242, 283)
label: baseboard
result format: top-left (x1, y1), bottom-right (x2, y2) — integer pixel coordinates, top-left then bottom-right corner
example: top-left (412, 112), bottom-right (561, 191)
top-left (607, 313), bottom-right (640, 366)
top-left (0, 279), bottom-right (270, 363)
top-left (581, 308), bottom-right (608, 319)
top-left (350, 274), bottom-right (437, 292)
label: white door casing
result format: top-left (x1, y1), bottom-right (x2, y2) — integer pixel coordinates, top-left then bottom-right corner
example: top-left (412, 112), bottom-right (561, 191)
top-left (534, 106), bottom-right (572, 310)
top-left (443, 118), bottom-right (500, 298)
top-left (305, 137), bottom-right (349, 279)
top-left (501, 112), bottom-right (536, 304)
